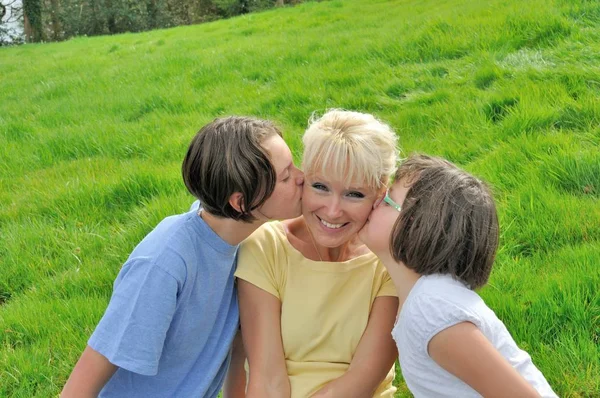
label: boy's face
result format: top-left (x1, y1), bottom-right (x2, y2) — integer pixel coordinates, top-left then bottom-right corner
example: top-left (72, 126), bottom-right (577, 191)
top-left (358, 179), bottom-right (410, 257)
top-left (255, 134), bottom-right (304, 220)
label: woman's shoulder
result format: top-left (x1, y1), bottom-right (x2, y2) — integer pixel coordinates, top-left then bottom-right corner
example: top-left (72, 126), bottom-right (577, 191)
top-left (238, 221), bottom-right (298, 269)
top-left (243, 220), bottom-right (289, 247)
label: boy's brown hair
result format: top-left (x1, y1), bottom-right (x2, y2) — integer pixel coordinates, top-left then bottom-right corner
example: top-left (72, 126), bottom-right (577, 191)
top-left (182, 116), bottom-right (282, 223)
top-left (390, 154), bottom-right (499, 289)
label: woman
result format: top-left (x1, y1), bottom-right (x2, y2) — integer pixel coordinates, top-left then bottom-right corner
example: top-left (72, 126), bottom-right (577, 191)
top-left (234, 110), bottom-right (400, 397)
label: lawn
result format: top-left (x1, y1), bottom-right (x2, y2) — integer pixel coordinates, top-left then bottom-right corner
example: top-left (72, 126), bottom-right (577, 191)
top-left (1, 0), bottom-right (599, 396)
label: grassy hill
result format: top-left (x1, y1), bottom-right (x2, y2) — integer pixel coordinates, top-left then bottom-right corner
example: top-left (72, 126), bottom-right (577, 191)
top-left (1, 0), bottom-right (599, 396)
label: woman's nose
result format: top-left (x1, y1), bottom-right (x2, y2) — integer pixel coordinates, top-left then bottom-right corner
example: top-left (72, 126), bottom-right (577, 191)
top-left (325, 198), bottom-right (344, 219)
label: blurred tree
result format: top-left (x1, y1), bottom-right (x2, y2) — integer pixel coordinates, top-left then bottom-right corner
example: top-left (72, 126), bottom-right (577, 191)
top-left (23, 0), bottom-right (43, 41)
top-left (8, 0), bottom-right (304, 43)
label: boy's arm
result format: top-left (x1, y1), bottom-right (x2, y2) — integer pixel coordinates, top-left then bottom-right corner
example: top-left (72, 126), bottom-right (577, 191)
top-left (310, 296), bottom-right (399, 398)
top-left (237, 279), bottom-right (290, 398)
top-left (61, 345), bottom-right (117, 398)
top-left (428, 321), bottom-right (541, 398)
top-left (222, 330), bottom-right (247, 398)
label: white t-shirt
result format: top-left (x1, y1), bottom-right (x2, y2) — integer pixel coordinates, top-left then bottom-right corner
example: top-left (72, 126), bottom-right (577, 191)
top-left (392, 274), bottom-right (557, 398)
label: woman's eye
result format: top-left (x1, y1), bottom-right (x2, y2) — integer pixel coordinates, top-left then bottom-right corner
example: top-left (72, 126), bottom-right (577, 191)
top-left (282, 176), bottom-right (290, 182)
top-left (347, 191), bottom-right (365, 199)
top-left (312, 183), bottom-right (327, 191)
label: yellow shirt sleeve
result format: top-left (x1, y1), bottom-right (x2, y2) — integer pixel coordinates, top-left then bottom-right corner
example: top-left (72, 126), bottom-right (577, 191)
top-left (376, 263), bottom-right (398, 298)
top-left (235, 222), bottom-right (286, 300)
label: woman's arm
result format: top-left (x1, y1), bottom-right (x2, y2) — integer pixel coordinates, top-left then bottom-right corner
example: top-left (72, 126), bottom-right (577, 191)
top-left (61, 345), bottom-right (118, 398)
top-left (311, 296), bottom-right (399, 398)
top-left (428, 321), bottom-right (541, 398)
top-left (222, 330), bottom-right (247, 398)
top-left (238, 279), bottom-right (290, 398)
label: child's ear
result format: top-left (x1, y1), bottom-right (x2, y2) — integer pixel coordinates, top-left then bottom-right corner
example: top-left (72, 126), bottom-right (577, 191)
top-left (228, 192), bottom-right (244, 213)
top-left (373, 187), bottom-right (386, 210)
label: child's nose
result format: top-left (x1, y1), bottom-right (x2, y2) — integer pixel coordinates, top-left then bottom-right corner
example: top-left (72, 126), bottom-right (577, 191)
top-left (295, 169), bottom-right (304, 186)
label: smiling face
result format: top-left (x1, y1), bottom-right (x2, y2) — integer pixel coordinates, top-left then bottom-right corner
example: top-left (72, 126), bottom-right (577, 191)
top-left (254, 134), bottom-right (304, 221)
top-left (358, 179), bottom-right (411, 258)
top-left (302, 172), bottom-right (381, 248)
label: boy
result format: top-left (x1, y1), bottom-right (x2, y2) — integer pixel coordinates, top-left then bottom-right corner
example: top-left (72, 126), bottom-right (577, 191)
top-left (61, 117), bottom-right (304, 397)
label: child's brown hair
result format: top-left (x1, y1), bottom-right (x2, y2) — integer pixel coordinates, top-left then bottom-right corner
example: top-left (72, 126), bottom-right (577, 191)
top-left (182, 116), bottom-right (282, 222)
top-left (390, 154), bottom-right (499, 289)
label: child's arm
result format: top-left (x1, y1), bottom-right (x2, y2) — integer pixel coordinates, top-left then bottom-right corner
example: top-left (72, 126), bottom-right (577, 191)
top-left (60, 345), bottom-right (117, 398)
top-left (428, 321), bottom-right (541, 398)
top-left (310, 296), bottom-right (399, 398)
top-left (237, 279), bottom-right (290, 398)
top-left (222, 330), bottom-right (247, 398)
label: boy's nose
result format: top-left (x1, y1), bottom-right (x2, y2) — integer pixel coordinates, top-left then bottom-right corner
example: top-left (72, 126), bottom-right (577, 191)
top-left (295, 169), bottom-right (304, 186)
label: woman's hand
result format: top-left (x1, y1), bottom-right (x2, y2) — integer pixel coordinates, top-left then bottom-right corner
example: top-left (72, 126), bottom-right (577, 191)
top-left (309, 370), bottom-right (373, 398)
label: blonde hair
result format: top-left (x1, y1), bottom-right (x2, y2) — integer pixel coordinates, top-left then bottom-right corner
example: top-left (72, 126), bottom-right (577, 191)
top-left (302, 109), bottom-right (399, 190)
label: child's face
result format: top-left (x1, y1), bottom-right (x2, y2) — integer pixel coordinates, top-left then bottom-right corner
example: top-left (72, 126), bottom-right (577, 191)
top-left (255, 134), bottom-right (305, 220)
top-left (358, 179), bottom-right (411, 257)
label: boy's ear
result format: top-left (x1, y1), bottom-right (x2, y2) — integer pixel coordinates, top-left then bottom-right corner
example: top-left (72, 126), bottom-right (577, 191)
top-left (228, 192), bottom-right (244, 213)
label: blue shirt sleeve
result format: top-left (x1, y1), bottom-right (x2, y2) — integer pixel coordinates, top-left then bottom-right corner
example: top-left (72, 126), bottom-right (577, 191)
top-left (88, 258), bottom-right (180, 376)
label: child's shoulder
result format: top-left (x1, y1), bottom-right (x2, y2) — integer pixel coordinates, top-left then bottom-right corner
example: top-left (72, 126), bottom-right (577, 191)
top-left (128, 209), bottom-right (230, 279)
top-left (415, 274), bottom-right (480, 304)
top-left (132, 211), bottom-right (196, 253)
top-left (411, 275), bottom-right (495, 318)
top-left (402, 276), bottom-right (480, 323)
top-left (398, 274), bottom-right (499, 344)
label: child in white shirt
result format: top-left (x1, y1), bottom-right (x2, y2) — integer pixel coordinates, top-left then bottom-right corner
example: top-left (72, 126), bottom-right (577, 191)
top-left (359, 154), bottom-right (557, 398)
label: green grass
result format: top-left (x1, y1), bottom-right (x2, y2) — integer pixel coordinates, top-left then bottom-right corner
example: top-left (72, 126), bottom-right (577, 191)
top-left (1, 0), bottom-right (599, 396)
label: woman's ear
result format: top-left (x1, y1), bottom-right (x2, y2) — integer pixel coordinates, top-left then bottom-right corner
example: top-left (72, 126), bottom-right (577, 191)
top-left (378, 177), bottom-right (390, 195)
top-left (228, 192), bottom-right (244, 213)
top-left (377, 184), bottom-right (387, 199)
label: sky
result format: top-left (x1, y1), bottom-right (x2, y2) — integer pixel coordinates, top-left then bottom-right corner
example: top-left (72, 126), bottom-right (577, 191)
top-left (1, 0), bottom-right (24, 42)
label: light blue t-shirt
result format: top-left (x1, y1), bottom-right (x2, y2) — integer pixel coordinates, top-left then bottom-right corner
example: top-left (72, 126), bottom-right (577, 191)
top-left (89, 206), bottom-right (239, 397)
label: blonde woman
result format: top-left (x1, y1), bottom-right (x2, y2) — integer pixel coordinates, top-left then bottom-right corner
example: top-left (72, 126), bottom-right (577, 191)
top-left (234, 110), bottom-right (400, 397)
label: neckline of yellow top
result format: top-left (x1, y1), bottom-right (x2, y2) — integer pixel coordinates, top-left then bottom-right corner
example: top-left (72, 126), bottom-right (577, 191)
top-left (268, 221), bottom-right (379, 271)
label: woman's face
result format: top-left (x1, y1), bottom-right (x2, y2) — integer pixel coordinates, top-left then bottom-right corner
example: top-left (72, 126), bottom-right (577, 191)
top-left (302, 172), bottom-right (381, 248)
top-left (358, 179), bottom-right (410, 256)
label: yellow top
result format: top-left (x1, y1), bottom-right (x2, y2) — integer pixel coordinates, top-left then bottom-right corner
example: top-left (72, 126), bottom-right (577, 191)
top-left (235, 221), bottom-right (397, 398)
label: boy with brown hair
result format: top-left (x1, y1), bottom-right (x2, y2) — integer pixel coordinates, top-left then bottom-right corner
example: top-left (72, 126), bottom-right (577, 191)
top-left (61, 117), bottom-right (304, 397)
